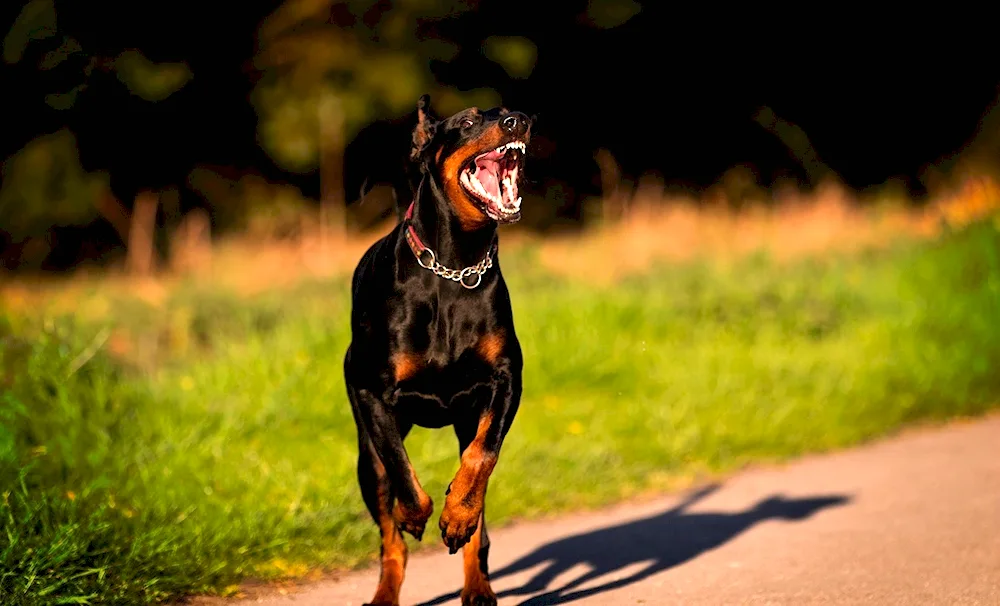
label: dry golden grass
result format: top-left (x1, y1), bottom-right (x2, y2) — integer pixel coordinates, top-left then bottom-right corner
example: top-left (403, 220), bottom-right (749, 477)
top-left (2, 174), bottom-right (998, 310)
top-left (0, 221), bottom-right (388, 315)
top-left (537, 175), bottom-right (1000, 284)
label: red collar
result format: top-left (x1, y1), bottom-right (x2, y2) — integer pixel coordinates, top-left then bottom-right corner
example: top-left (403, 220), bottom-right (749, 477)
top-left (403, 201), bottom-right (431, 265)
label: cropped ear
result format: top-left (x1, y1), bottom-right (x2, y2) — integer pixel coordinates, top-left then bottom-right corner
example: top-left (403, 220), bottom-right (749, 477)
top-left (410, 94), bottom-right (438, 163)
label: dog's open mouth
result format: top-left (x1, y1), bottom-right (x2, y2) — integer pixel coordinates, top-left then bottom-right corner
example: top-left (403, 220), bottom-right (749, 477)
top-left (459, 141), bottom-right (526, 222)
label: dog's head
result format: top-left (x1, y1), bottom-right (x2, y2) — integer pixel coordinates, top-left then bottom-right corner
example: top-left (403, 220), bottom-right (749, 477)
top-left (410, 94), bottom-right (533, 227)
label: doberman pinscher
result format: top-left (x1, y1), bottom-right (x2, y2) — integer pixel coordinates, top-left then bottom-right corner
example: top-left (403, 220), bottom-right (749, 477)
top-left (344, 94), bottom-right (532, 606)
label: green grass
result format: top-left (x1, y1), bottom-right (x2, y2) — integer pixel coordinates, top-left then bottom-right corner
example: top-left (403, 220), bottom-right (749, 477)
top-left (3, 220), bottom-right (1000, 605)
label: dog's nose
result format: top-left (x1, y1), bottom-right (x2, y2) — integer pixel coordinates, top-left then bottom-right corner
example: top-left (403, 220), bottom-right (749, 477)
top-left (500, 112), bottom-right (529, 136)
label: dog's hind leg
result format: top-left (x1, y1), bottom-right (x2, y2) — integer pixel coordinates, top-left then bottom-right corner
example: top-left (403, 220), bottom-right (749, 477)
top-left (348, 382), bottom-right (434, 540)
top-left (356, 433), bottom-right (409, 606)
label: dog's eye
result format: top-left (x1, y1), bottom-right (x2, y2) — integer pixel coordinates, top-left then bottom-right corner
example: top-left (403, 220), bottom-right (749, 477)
top-left (461, 119), bottom-right (474, 130)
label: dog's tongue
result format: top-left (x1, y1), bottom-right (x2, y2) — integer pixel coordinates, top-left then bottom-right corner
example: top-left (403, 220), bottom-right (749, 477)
top-left (475, 154), bottom-right (503, 200)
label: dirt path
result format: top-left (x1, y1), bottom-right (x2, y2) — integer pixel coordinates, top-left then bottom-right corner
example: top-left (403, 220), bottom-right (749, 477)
top-left (191, 415), bottom-right (1000, 605)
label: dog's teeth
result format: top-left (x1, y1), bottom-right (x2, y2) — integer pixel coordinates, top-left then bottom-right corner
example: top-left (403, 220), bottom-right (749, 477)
top-left (494, 141), bottom-right (525, 156)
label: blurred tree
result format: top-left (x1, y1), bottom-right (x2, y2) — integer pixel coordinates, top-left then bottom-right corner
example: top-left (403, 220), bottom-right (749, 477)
top-left (482, 36), bottom-right (537, 79)
top-left (251, 0), bottom-right (509, 230)
top-left (753, 107), bottom-right (832, 186)
top-left (2, 0), bottom-right (57, 65)
top-left (2, 0), bottom-right (198, 261)
top-left (253, 0), bottom-right (482, 171)
top-left (1, 0), bottom-right (284, 269)
top-left (113, 50), bottom-right (193, 102)
top-left (579, 0), bottom-right (641, 29)
top-left (0, 129), bottom-right (109, 267)
top-left (3, 0), bottom-right (196, 114)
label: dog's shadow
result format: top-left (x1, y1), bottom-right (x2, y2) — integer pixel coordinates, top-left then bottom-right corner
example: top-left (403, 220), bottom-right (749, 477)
top-left (417, 484), bottom-right (849, 606)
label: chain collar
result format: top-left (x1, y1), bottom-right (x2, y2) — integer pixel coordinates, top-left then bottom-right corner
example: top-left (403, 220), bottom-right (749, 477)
top-left (403, 202), bottom-right (494, 289)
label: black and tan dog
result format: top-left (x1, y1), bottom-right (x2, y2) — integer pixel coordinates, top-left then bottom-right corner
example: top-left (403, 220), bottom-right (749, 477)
top-left (344, 95), bottom-right (532, 606)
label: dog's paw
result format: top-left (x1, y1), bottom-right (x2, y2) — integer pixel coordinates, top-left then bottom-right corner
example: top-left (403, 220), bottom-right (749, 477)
top-left (439, 497), bottom-right (481, 554)
top-left (392, 491), bottom-right (434, 540)
top-left (461, 588), bottom-right (498, 606)
top-left (363, 601), bottom-right (398, 606)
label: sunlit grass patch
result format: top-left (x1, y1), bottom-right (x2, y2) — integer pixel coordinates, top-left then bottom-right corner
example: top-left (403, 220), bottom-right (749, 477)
top-left (2, 216), bottom-right (1000, 605)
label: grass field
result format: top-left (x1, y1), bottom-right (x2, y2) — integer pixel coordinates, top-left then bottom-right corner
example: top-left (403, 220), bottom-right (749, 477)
top-left (2, 187), bottom-right (1000, 605)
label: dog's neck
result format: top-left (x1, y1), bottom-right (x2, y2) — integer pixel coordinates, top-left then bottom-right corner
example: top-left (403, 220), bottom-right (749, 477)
top-left (406, 175), bottom-right (498, 270)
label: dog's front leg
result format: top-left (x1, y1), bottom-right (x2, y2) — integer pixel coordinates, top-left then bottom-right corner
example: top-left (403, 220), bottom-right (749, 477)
top-left (350, 384), bottom-right (434, 540)
top-left (440, 362), bottom-right (522, 555)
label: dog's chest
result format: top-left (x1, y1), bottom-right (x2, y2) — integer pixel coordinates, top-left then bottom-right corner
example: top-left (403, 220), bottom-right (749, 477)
top-left (389, 345), bottom-right (498, 428)
top-left (390, 295), bottom-right (504, 366)
top-left (391, 328), bottom-right (502, 384)
top-left (387, 301), bottom-right (505, 423)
